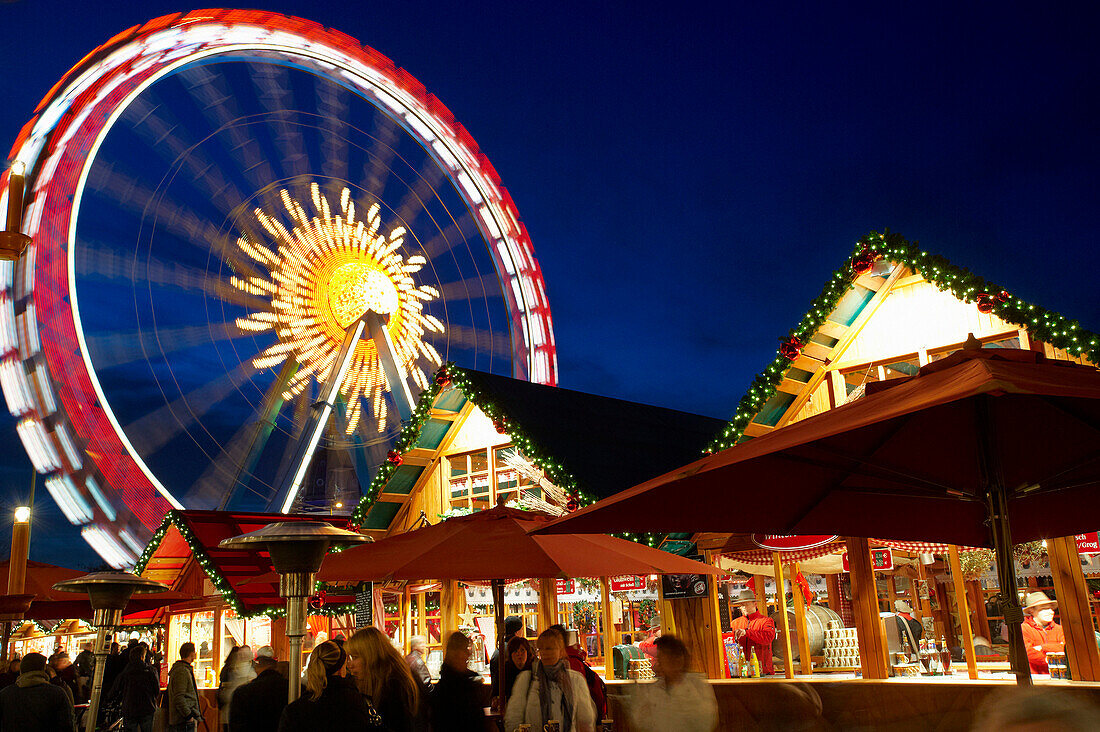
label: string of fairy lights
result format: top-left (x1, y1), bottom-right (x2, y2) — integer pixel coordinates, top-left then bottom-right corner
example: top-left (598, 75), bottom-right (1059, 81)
top-left (706, 230), bottom-right (1100, 453)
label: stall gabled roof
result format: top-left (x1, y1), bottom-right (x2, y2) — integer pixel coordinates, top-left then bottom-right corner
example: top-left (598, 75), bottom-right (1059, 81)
top-left (707, 230), bottom-right (1100, 453)
top-left (134, 510), bottom-right (354, 617)
top-left (350, 367), bottom-right (725, 538)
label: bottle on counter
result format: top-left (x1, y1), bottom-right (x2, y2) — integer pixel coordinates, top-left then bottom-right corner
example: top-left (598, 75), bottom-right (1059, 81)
top-left (737, 647), bottom-right (747, 678)
top-left (937, 635), bottom-right (951, 674)
top-left (750, 648), bottom-right (761, 678)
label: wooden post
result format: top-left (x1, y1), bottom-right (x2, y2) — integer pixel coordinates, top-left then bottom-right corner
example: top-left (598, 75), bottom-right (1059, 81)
top-left (845, 537), bottom-right (888, 679)
top-left (772, 553), bottom-right (794, 679)
top-left (826, 573), bottom-right (842, 614)
top-left (790, 562), bottom-right (813, 675)
top-left (1047, 535), bottom-right (1100, 681)
top-left (599, 578), bottom-right (616, 681)
top-left (968, 581), bottom-right (991, 640)
top-left (403, 585), bottom-right (413, 655)
top-left (947, 545), bottom-right (978, 679)
top-left (537, 578), bottom-right (558, 633)
top-left (657, 581), bottom-right (675, 635)
top-left (754, 574), bottom-right (770, 616)
top-left (886, 575), bottom-right (898, 614)
top-left (703, 550), bottom-right (729, 679)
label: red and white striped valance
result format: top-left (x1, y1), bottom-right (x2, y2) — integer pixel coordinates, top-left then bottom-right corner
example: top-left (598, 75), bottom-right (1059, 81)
top-left (722, 544), bottom-right (844, 566)
top-left (871, 539), bottom-right (984, 554)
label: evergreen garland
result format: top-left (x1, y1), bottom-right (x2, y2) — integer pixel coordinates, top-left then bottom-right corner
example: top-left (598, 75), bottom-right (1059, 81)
top-left (708, 230), bottom-right (1099, 452)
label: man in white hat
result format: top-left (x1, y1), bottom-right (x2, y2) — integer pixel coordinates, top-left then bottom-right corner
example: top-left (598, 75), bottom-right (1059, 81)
top-left (729, 588), bottom-right (776, 675)
top-left (1020, 591), bottom-right (1064, 674)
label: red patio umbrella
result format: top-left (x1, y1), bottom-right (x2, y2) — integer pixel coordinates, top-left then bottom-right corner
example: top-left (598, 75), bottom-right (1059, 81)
top-left (534, 345), bottom-right (1100, 685)
top-left (317, 505), bottom-right (722, 704)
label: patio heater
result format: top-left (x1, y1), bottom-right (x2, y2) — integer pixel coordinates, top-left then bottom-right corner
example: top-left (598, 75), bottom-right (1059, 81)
top-left (53, 571), bottom-right (169, 732)
top-left (219, 522), bottom-right (370, 702)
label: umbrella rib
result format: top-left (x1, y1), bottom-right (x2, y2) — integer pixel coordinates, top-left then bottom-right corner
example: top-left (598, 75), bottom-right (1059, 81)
top-left (786, 445), bottom-right (968, 497)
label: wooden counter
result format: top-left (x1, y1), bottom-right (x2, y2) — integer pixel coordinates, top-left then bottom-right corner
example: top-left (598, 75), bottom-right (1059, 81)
top-left (608, 677), bottom-right (1100, 731)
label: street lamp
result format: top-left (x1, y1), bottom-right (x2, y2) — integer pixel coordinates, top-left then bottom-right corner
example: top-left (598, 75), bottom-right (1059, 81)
top-left (218, 521), bottom-right (369, 702)
top-left (53, 571), bottom-right (169, 732)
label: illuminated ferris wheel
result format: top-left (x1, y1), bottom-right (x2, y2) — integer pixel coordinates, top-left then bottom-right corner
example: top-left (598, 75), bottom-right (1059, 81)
top-left (0, 10), bottom-right (556, 566)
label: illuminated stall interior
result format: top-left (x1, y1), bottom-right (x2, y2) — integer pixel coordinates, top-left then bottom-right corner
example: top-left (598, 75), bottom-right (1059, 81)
top-left (135, 511), bottom-right (358, 686)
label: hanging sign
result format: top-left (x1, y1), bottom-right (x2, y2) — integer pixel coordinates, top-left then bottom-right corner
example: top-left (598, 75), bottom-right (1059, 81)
top-left (354, 581), bottom-right (373, 628)
top-left (1076, 532), bottom-right (1100, 555)
top-left (555, 579), bottom-right (576, 595)
top-left (751, 534), bottom-right (838, 551)
top-left (842, 548), bottom-right (894, 572)
top-left (610, 575), bottom-right (647, 592)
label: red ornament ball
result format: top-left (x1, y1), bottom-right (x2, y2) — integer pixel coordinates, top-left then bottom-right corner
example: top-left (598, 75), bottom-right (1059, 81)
top-left (434, 370), bottom-right (452, 389)
top-left (996, 290), bottom-right (1010, 303)
top-left (566, 495), bottom-right (579, 512)
top-left (851, 250), bottom-right (876, 275)
top-left (976, 293), bottom-right (996, 314)
top-left (779, 336), bottom-right (803, 361)
top-left (387, 450), bottom-right (404, 466)
top-left (492, 418), bottom-right (508, 434)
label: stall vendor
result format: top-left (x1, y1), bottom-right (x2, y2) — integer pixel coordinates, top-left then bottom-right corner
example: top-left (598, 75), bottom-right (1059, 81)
top-left (1020, 591), bottom-right (1064, 674)
top-left (730, 589), bottom-right (776, 675)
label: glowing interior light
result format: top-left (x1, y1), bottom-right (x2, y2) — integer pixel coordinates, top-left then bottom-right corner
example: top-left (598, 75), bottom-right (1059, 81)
top-left (228, 183), bottom-right (443, 433)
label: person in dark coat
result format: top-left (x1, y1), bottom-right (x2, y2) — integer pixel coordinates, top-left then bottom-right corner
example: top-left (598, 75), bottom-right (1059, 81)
top-left (0, 652), bottom-right (76, 731)
top-left (488, 616), bottom-right (523, 704)
top-left (430, 632), bottom-right (489, 732)
top-left (102, 642), bottom-right (127, 699)
top-left (490, 635), bottom-right (531, 701)
top-left (108, 645), bottom-right (160, 732)
top-left (0, 660), bottom-right (20, 690)
top-left (278, 641), bottom-right (377, 732)
top-left (229, 646), bottom-right (288, 732)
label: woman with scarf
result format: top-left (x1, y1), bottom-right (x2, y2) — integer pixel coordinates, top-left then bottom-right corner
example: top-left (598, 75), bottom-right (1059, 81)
top-left (504, 629), bottom-right (595, 732)
top-left (278, 640), bottom-right (380, 731)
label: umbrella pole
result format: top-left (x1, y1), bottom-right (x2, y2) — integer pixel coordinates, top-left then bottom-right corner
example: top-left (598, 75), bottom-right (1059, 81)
top-left (977, 395), bottom-right (1031, 686)
top-left (491, 579), bottom-right (507, 711)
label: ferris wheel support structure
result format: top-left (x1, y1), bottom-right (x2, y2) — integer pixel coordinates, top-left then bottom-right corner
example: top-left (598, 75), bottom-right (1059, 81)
top-left (270, 308), bottom-right (414, 513)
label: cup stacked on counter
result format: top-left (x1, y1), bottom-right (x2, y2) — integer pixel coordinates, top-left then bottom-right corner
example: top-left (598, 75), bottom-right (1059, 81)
top-left (822, 621), bottom-right (860, 668)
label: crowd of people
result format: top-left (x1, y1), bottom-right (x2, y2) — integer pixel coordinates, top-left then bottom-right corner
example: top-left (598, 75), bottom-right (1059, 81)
top-left (0, 622), bottom-right (720, 732)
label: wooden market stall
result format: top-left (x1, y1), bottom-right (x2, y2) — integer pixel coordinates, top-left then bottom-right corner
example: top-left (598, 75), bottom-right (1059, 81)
top-left (342, 365), bottom-right (724, 672)
top-left (134, 510), bottom-right (361, 691)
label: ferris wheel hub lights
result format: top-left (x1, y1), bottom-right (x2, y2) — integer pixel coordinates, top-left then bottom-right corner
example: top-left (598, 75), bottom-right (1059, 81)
top-left (13, 506), bottom-right (30, 523)
top-left (327, 261), bottom-right (398, 327)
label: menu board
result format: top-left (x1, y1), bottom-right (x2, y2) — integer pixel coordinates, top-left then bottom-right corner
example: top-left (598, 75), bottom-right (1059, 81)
top-left (717, 587), bottom-right (732, 633)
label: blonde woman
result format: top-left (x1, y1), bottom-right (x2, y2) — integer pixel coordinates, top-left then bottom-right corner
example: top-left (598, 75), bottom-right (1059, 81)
top-left (278, 641), bottom-right (378, 731)
top-left (345, 627), bottom-right (423, 732)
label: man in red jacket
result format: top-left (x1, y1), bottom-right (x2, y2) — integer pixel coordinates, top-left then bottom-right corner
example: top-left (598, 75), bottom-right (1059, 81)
top-left (1020, 591), bottom-right (1065, 674)
top-left (730, 589), bottom-right (777, 675)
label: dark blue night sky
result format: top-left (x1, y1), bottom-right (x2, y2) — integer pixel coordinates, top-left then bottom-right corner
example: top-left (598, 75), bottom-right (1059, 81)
top-left (0, 1), bottom-right (1096, 567)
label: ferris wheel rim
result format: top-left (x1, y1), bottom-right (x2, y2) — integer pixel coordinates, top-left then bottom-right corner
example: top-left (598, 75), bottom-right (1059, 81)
top-left (3, 10), bottom-right (556, 563)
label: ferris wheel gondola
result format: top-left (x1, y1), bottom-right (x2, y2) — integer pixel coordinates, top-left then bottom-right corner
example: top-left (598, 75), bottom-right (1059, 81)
top-left (1, 10), bottom-right (556, 566)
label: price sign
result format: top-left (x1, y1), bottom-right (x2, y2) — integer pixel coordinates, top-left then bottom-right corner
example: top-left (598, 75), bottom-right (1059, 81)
top-left (842, 548), bottom-right (893, 572)
top-left (555, 579), bottom-right (576, 595)
top-left (1076, 532), bottom-right (1100, 554)
top-left (610, 575), bottom-right (647, 592)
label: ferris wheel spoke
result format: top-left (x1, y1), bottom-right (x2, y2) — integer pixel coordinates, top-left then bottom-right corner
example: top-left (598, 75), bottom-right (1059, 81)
top-left (393, 161), bottom-right (447, 233)
top-left (188, 420), bottom-right (259, 510)
top-left (75, 243), bottom-right (271, 313)
top-left (358, 111), bottom-right (401, 199)
top-left (316, 80), bottom-right (351, 184)
top-left (121, 97), bottom-right (247, 212)
top-left (86, 322), bottom-right (253, 370)
top-left (249, 63), bottom-right (310, 179)
top-left (177, 65), bottom-right (276, 194)
top-left (415, 214), bottom-right (475, 260)
top-left (441, 324), bottom-right (514, 359)
top-left (438, 273), bottom-right (507, 303)
top-left (122, 360), bottom-right (259, 458)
